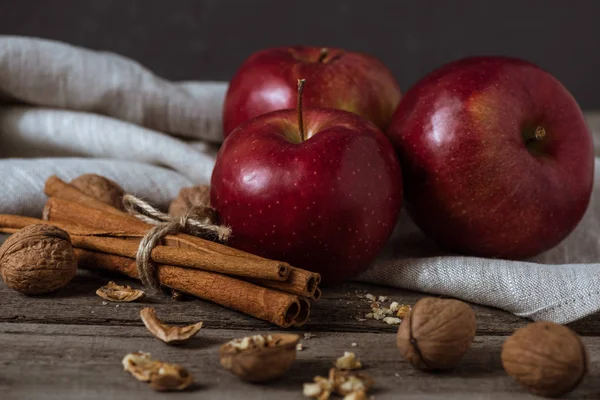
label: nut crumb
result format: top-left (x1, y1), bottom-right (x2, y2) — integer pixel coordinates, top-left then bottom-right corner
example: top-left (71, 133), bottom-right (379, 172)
top-left (396, 305), bottom-right (411, 319)
top-left (297, 343), bottom-right (304, 351)
top-left (351, 343), bottom-right (358, 347)
top-left (358, 292), bottom-right (410, 326)
top-left (336, 352), bottom-right (362, 370)
top-left (383, 317), bottom-right (402, 325)
top-left (395, 373), bottom-right (400, 377)
top-left (101, 301), bottom-right (108, 306)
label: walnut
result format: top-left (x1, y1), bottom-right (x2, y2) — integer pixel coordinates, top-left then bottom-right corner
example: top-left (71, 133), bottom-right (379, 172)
top-left (70, 174), bottom-right (125, 210)
top-left (396, 297), bottom-right (476, 371)
top-left (0, 224), bottom-right (77, 294)
top-left (501, 321), bottom-right (588, 397)
top-left (122, 352), bottom-right (193, 391)
top-left (140, 307), bottom-right (203, 344)
top-left (96, 281), bottom-right (145, 302)
top-left (219, 333), bottom-right (299, 382)
top-left (168, 185), bottom-right (216, 221)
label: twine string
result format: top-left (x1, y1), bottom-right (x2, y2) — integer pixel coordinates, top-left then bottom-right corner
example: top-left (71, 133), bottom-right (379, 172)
top-left (122, 194), bottom-right (231, 290)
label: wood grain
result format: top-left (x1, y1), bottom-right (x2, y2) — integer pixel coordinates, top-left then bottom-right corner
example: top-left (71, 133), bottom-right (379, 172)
top-left (0, 271), bottom-right (598, 335)
top-left (0, 323), bottom-right (599, 400)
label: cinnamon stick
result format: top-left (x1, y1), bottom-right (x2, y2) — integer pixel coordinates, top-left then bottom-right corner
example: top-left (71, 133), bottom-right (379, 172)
top-left (0, 214), bottom-right (290, 281)
top-left (44, 197), bottom-right (320, 296)
top-left (43, 176), bottom-right (321, 297)
top-left (75, 249), bottom-right (303, 328)
top-left (45, 175), bottom-right (129, 218)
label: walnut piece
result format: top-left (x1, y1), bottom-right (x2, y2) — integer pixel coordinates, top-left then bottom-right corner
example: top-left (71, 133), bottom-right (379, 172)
top-left (303, 368), bottom-right (373, 399)
top-left (70, 174), bottom-right (125, 210)
top-left (122, 352), bottom-right (193, 391)
top-left (343, 391), bottom-right (367, 400)
top-left (140, 307), bottom-right (203, 344)
top-left (96, 281), bottom-right (145, 302)
top-left (335, 352), bottom-right (362, 370)
top-left (219, 333), bottom-right (299, 382)
top-left (0, 224), bottom-right (77, 294)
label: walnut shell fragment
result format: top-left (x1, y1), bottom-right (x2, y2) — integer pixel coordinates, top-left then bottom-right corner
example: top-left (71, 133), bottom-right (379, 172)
top-left (96, 281), bottom-right (145, 302)
top-left (0, 224), bottom-right (77, 294)
top-left (501, 321), bottom-right (588, 397)
top-left (396, 297), bottom-right (476, 371)
top-left (140, 307), bottom-right (203, 344)
top-left (122, 351), bottom-right (193, 391)
top-left (70, 174), bottom-right (126, 210)
top-left (219, 333), bottom-right (299, 382)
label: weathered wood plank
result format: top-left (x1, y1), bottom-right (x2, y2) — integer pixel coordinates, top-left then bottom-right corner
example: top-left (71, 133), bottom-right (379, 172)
top-left (1, 270), bottom-right (598, 335)
top-left (0, 323), bottom-right (598, 400)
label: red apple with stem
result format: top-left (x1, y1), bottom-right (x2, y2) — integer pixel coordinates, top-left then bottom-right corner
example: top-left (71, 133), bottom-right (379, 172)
top-left (222, 46), bottom-right (401, 137)
top-left (387, 56), bottom-right (594, 259)
top-left (211, 79), bottom-right (403, 283)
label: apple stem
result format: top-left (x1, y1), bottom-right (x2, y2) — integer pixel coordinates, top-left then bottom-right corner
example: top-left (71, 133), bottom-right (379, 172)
top-left (297, 78), bottom-right (306, 142)
top-left (534, 126), bottom-right (546, 140)
top-left (318, 48), bottom-right (329, 63)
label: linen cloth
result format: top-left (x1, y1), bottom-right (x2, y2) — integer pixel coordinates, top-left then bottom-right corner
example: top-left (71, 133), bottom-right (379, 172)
top-left (0, 36), bottom-right (598, 324)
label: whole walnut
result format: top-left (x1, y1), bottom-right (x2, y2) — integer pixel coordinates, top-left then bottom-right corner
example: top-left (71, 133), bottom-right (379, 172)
top-left (396, 297), bottom-right (476, 371)
top-left (169, 185), bottom-right (215, 221)
top-left (501, 321), bottom-right (588, 397)
top-left (70, 174), bottom-right (125, 210)
top-left (0, 224), bottom-right (77, 294)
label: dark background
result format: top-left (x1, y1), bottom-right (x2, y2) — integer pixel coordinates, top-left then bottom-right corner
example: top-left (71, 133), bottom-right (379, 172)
top-left (2, 0), bottom-right (599, 108)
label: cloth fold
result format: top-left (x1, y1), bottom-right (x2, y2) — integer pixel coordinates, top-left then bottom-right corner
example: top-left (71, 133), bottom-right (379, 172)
top-left (0, 35), bottom-right (598, 323)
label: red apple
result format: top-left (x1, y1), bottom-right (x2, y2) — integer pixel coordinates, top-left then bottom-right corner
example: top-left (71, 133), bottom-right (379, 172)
top-left (211, 81), bottom-right (402, 283)
top-left (387, 56), bottom-right (594, 259)
top-left (222, 46), bottom-right (401, 137)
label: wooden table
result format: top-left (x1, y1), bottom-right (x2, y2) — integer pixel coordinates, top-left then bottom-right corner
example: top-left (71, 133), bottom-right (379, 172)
top-left (0, 269), bottom-right (598, 399)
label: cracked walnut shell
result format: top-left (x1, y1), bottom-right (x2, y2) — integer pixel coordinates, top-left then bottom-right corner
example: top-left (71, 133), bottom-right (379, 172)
top-left (501, 321), bottom-right (588, 397)
top-left (0, 224), bottom-right (77, 294)
top-left (396, 297), bottom-right (476, 371)
top-left (219, 333), bottom-right (299, 382)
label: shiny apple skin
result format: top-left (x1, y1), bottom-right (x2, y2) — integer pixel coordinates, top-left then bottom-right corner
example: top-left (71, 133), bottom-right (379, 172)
top-left (211, 108), bottom-right (403, 283)
top-left (223, 46), bottom-right (401, 137)
top-left (387, 56), bottom-right (594, 259)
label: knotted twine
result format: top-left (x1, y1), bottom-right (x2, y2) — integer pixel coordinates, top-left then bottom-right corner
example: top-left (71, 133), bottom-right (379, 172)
top-left (122, 194), bottom-right (232, 291)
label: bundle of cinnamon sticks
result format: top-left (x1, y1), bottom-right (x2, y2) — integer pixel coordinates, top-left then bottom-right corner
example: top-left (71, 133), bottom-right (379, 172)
top-left (0, 176), bottom-right (321, 328)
